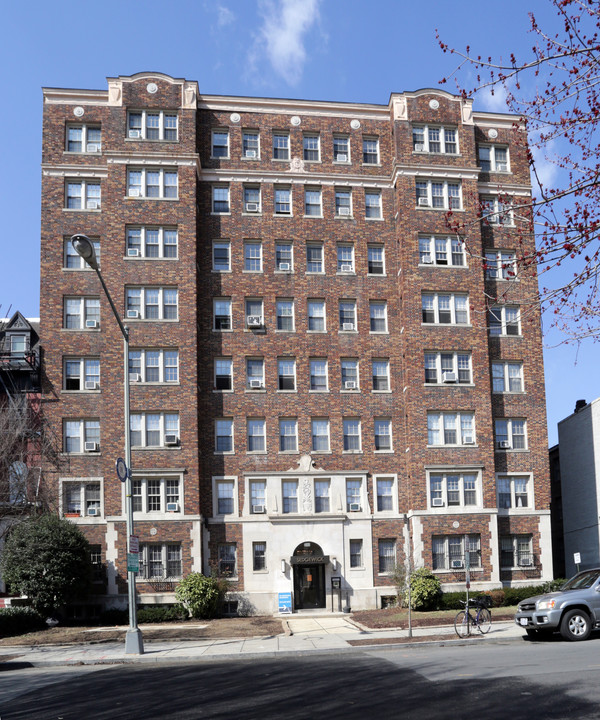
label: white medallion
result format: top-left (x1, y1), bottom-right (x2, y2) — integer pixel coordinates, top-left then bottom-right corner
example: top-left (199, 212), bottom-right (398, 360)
top-left (147, 82), bottom-right (158, 94)
top-left (429, 99), bottom-right (440, 110)
top-left (291, 115), bottom-right (301, 126)
top-left (488, 128), bottom-right (498, 139)
top-left (350, 119), bottom-right (361, 130)
top-left (230, 112), bottom-right (241, 123)
top-left (73, 106), bottom-right (84, 117)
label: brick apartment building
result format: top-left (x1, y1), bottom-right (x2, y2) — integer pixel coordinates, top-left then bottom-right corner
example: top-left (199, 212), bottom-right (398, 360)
top-left (39, 72), bottom-right (552, 614)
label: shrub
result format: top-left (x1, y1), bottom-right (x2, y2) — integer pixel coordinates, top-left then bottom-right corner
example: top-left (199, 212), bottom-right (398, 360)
top-left (99, 608), bottom-right (128, 626)
top-left (0, 607), bottom-right (46, 638)
top-left (437, 591), bottom-right (466, 610)
top-left (487, 589), bottom-right (505, 608)
top-left (503, 585), bottom-right (547, 606)
top-left (404, 567), bottom-right (442, 610)
top-left (137, 604), bottom-right (188, 624)
top-left (175, 573), bottom-right (227, 619)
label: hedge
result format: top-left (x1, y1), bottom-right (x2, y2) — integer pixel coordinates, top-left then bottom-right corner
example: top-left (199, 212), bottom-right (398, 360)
top-left (0, 607), bottom-right (46, 638)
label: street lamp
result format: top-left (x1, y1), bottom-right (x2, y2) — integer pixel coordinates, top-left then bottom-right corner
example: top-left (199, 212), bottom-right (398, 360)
top-left (71, 233), bottom-right (143, 655)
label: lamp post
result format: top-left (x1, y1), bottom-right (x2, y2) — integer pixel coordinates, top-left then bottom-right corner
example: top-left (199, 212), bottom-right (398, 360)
top-left (71, 234), bottom-right (143, 655)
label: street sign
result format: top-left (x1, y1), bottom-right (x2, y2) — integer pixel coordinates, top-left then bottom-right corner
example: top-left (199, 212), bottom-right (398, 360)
top-left (127, 553), bottom-right (139, 573)
top-left (129, 535), bottom-right (139, 554)
top-left (278, 592), bottom-right (292, 614)
top-left (116, 457), bottom-right (129, 483)
top-left (574, 552), bottom-right (581, 565)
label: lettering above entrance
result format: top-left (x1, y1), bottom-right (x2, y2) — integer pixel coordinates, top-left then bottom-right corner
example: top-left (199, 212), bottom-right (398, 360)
top-left (291, 541), bottom-right (330, 565)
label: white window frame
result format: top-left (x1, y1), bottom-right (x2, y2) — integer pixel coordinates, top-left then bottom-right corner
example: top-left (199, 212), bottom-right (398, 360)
top-left (497, 474), bottom-right (532, 510)
top-left (275, 242), bottom-right (293, 272)
top-left (349, 539), bottom-right (363, 568)
top-left (277, 358), bottom-right (296, 392)
top-left (303, 133), bottom-right (321, 162)
top-left (63, 419), bottom-right (100, 454)
top-left (335, 188), bottom-right (353, 218)
top-left (63, 297), bottom-right (100, 330)
top-left (309, 358), bottom-right (328, 392)
top-left (214, 357), bottom-right (233, 391)
top-left (242, 130), bottom-right (260, 159)
top-left (495, 419), bottom-right (528, 451)
top-left (337, 245), bottom-right (355, 273)
top-left (64, 358), bottom-right (100, 391)
top-left (272, 132), bottom-right (290, 160)
top-left (127, 110), bottom-right (178, 141)
top-left (367, 245), bottom-right (385, 275)
top-left (378, 539), bottom-right (396, 574)
top-left (362, 136), bottom-right (380, 165)
top-left (489, 306), bottom-right (521, 336)
top-left (125, 287), bottom-right (178, 321)
top-left (374, 418), bottom-right (393, 452)
top-left (369, 301), bottom-right (388, 333)
top-left (419, 235), bottom-right (466, 267)
top-left (274, 186), bottom-right (292, 215)
top-left (412, 125), bottom-right (458, 154)
top-left (139, 543), bottom-right (183, 580)
top-left (215, 418), bottom-right (234, 454)
top-left (66, 124), bottom-right (102, 153)
top-left (339, 300), bottom-right (357, 332)
top-left (343, 418), bottom-right (362, 453)
top-left (126, 226), bottom-right (178, 259)
top-left (64, 237), bottom-right (100, 269)
top-left (427, 411), bottom-right (475, 447)
top-left (333, 135), bottom-right (350, 163)
top-left (213, 477), bottom-right (237, 516)
top-left (432, 534), bottom-right (481, 571)
top-left (375, 476), bottom-right (397, 513)
top-left (307, 299), bottom-right (326, 331)
top-left (424, 352), bottom-right (472, 385)
top-left (479, 144), bottom-right (510, 173)
top-left (213, 298), bottom-right (232, 331)
top-left (217, 543), bottom-right (237, 577)
top-left (249, 479), bottom-right (267, 514)
top-left (416, 180), bottom-right (462, 210)
top-left (314, 479), bottom-right (331, 512)
top-left (253, 541), bottom-right (267, 571)
top-left (365, 190), bottom-right (382, 219)
top-left (247, 418), bottom-right (266, 453)
top-left (372, 359), bottom-right (390, 392)
top-left (243, 185), bottom-right (262, 214)
top-left (311, 418), bottom-right (330, 453)
top-left (245, 298), bottom-right (264, 328)
top-left (212, 241), bottom-right (231, 272)
top-left (422, 293), bottom-right (469, 325)
top-left (127, 168), bottom-right (178, 199)
top-left (480, 195), bottom-right (514, 226)
top-left (128, 348), bottom-right (179, 384)
top-left (276, 298), bottom-right (295, 332)
top-left (341, 358), bottom-right (359, 391)
top-left (246, 357), bottom-right (265, 389)
top-left (131, 475), bottom-right (182, 515)
top-left (65, 180), bottom-right (101, 210)
top-left (282, 479), bottom-right (299, 512)
top-left (62, 478), bottom-right (102, 517)
top-left (428, 470), bottom-right (481, 509)
top-left (501, 535), bottom-right (533, 568)
top-left (212, 185), bottom-right (230, 214)
top-left (492, 362), bottom-right (524, 393)
top-left (129, 412), bottom-right (180, 448)
top-left (211, 129), bottom-right (229, 158)
top-left (279, 418), bottom-right (298, 453)
top-left (244, 241), bottom-right (263, 272)
top-left (306, 245), bottom-right (324, 273)
top-left (485, 251), bottom-right (517, 280)
top-left (304, 187), bottom-right (322, 217)
top-left (346, 477), bottom-right (363, 511)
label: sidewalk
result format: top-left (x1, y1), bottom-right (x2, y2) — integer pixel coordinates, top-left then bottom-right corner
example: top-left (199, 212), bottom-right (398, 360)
top-left (0, 616), bottom-right (525, 667)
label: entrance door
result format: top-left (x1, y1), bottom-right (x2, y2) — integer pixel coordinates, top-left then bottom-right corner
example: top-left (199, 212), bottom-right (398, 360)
top-left (294, 564), bottom-right (325, 609)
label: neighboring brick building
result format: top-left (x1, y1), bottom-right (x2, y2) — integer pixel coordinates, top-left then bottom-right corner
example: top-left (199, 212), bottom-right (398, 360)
top-left (39, 72), bottom-right (552, 614)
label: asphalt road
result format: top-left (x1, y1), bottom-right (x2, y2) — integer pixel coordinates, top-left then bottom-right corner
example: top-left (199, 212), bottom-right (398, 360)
top-left (3, 637), bottom-right (600, 719)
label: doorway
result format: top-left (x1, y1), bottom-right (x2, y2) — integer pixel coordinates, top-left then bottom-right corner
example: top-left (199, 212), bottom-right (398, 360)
top-left (293, 564), bottom-right (325, 609)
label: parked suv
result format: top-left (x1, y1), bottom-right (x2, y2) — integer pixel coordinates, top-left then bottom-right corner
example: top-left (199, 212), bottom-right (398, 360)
top-left (515, 568), bottom-right (600, 641)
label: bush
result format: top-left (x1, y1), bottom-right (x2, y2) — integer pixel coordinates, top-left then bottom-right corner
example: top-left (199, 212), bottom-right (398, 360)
top-left (437, 591), bottom-right (466, 610)
top-left (0, 607), bottom-right (46, 638)
top-left (503, 585), bottom-right (547, 606)
top-left (404, 567), bottom-right (442, 610)
top-left (175, 573), bottom-right (227, 619)
top-left (99, 608), bottom-right (129, 626)
top-left (137, 604), bottom-right (188, 623)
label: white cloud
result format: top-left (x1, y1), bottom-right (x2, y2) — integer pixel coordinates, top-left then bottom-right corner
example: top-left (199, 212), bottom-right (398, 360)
top-left (476, 85), bottom-right (509, 112)
top-left (217, 4), bottom-right (234, 27)
top-left (530, 140), bottom-right (560, 192)
top-left (249, 0), bottom-right (321, 86)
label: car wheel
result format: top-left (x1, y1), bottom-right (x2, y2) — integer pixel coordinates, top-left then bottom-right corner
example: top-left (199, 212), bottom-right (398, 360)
top-left (560, 609), bottom-right (591, 641)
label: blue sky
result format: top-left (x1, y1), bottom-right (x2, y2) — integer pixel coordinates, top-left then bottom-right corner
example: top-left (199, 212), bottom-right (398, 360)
top-left (1, 0), bottom-right (595, 444)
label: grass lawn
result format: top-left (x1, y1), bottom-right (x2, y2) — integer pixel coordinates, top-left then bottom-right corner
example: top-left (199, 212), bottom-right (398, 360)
top-left (352, 605), bottom-right (518, 629)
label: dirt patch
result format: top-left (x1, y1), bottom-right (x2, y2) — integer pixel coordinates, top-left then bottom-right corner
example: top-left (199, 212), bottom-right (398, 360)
top-left (351, 608), bottom-right (514, 630)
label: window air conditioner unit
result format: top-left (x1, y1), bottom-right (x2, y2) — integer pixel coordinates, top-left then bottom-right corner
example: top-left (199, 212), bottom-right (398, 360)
top-left (414, 143), bottom-right (425, 152)
top-left (129, 189), bottom-right (141, 198)
top-left (432, 498), bottom-right (445, 507)
top-left (421, 257), bottom-right (434, 264)
top-left (166, 502), bottom-right (180, 512)
top-left (84, 381), bottom-right (99, 390)
top-left (349, 503), bottom-right (361, 512)
top-left (84, 442), bottom-right (99, 452)
top-left (344, 381), bottom-right (357, 390)
top-left (87, 201), bottom-right (99, 210)
top-left (451, 559), bottom-right (464, 569)
top-left (418, 197), bottom-right (430, 207)
top-left (245, 202), bottom-right (259, 212)
top-left (129, 130), bottom-right (141, 139)
top-left (88, 507), bottom-right (101, 516)
top-left (463, 436), bottom-right (475, 445)
top-left (253, 505), bottom-right (266, 514)
top-left (519, 557), bottom-right (533, 567)
top-left (86, 320), bottom-right (99, 329)
top-left (130, 373), bottom-right (141, 383)
top-left (86, 143), bottom-right (100, 153)
top-left (338, 207), bottom-right (351, 216)
top-left (340, 264), bottom-right (353, 272)
top-left (498, 440), bottom-right (511, 449)
top-left (337, 153), bottom-right (348, 162)
top-left (279, 262), bottom-right (291, 271)
top-left (442, 371), bottom-right (457, 383)
top-left (127, 248), bottom-right (140, 257)
top-left (249, 379), bottom-right (263, 389)
top-left (164, 434), bottom-right (179, 446)
top-left (245, 150), bottom-right (257, 158)
top-left (342, 322), bottom-right (354, 331)
top-left (127, 310), bottom-right (140, 319)
top-left (247, 316), bottom-right (262, 327)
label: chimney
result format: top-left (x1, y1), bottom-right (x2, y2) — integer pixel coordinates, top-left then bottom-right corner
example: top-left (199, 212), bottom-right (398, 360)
top-left (574, 399), bottom-right (587, 413)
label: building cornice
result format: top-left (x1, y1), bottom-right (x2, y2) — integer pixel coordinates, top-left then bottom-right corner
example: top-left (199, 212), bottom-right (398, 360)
top-left (41, 164), bottom-right (108, 178)
top-left (201, 167), bottom-right (390, 188)
top-left (43, 88), bottom-right (108, 105)
top-left (393, 162), bottom-right (480, 183)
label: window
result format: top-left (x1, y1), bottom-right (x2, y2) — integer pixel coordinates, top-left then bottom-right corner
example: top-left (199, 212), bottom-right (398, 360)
top-left (424, 352), bottom-right (472, 384)
top-left (10, 336), bottom-right (27, 357)
top-left (212, 185), bottom-right (230, 213)
top-left (376, 478), bottom-right (394, 512)
top-left (64, 237), bottom-right (100, 269)
top-left (66, 124), bottom-right (102, 153)
top-left (64, 358), bottom-right (100, 391)
top-left (350, 540), bottom-right (363, 568)
top-left (278, 358), bottom-right (296, 391)
top-left (247, 418), bottom-right (266, 453)
top-left (218, 544), bottom-right (237, 576)
top-left (495, 419), bottom-right (527, 450)
top-left (244, 186), bottom-right (261, 213)
top-left (335, 189), bottom-right (352, 217)
top-left (489, 306), bottom-right (520, 336)
top-left (242, 130), bottom-right (260, 158)
top-left (127, 168), bottom-right (177, 199)
top-left (427, 412), bottom-right (475, 446)
top-left (485, 251), bottom-right (517, 279)
top-left (245, 298), bottom-right (263, 327)
top-left (282, 480), bottom-right (298, 513)
top-left (128, 111), bottom-right (178, 141)
top-left (275, 186), bottom-right (292, 215)
top-left (130, 413), bottom-right (179, 448)
top-left (306, 245), bottom-right (324, 273)
top-left (126, 227), bottom-right (177, 259)
top-left (307, 299), bottom-right (326, 331)
top-left (314, 479), bottom-right (330, 512)
top-left (343, 419), bottom-right (361, 452)
top-left (244, 242), bottom-right (262, 272)
top-left (368, 245), bottom-right (385, 275)
top-left (501, 535), bottom-right (533, 568)
top-left (339, 300), bottom-right (357, 331)
top-left (303, 133), bottom-right (320, 161)
top-left (312, 419), bottom-right (330, 453)
top-left (276, 242), bottom-right (293, 270)
top-left (250, 480), bottom-right (266, 513)
top-left (416, 180), bottom-right (461, 210)
top-left (479, 145), bottom-right (509, 172)
top-left (374, 418), bottom-right (392, 451)
top-left (342, 359), bottom-right (359, 390)
top-left (139, 544), bottom-right (182, 580)
top-left (310, 359), bottom-right (328, 391)
top-left (63, 297), bottom-right (100, 329)
top-left (129, 349), bottom-right (178, 384)
top-left (498, 475), bottom-right (530, 509)
top-left (363, 137), bottom-right (379, 164)
top-left (253, 542), bottom-right (267, 571)
top-left (213, 241), bottom-right (231, 271)
top-left (64, 419), bottom-right (100, 453)
top-left (305, 187), bottom-right (322, 216)
top-left (422, 293), bottom-right (469, 325)
top-left (378, 539), bottom-right (396, 573)
top-left (430, 472), bottom-right (478, 508)
top-left (63, 481), bottom-right (101, 516)
top-left (337, 245), bottom-right (354, 273)
top-left (215, 418), bottom-right (234, 453)
top-left (369, 301), bottom-right (388, 333)
top-left (412, 125), bottom-right (458, 154)
top-left (273, 132), bottom-right (290, 160)
top-left (372, 359), bottom-right (390, 391)
top-left (126, 287), bottom-right (178, 320)
top-left (214, 298), bottom-right (232, 330)
top-left (365, 191), bottom-right (382, 219)
top-left (215, 479), bottom-right (235, 515)
top-left (246, 357), bottom-right (265, 389)
top-left (432, 535), bottom-right (481, 570)
top-left (333, 135), bottom-right (350, 162)
top-left (279, 418), bottom-right (298, 452)
top-left (65, 180), bottom-right (101, 210)
top-left (276, 299), bottom-right (295, 331)
top-left (214, 358), bottom-right (233, 391)
top-left (132, 476), bottom-right (181, 514)
top-left (346, 478), bottom-right (362, 510)
top-left (492, 362), bottom-right (523, 393)
top-left (480, 196), bottom-right (513, 225)
top-left (211, 129), bottom-right (229, 158)
top-left (419, 236), bottom-right (465, 266)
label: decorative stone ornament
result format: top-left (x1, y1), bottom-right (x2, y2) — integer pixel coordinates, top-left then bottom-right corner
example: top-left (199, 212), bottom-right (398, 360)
top-left (452, 520), bottom-right (460, 529)
top-left (488, 128), bottom-right (499, 139)
top-left (150, 527), bottom-right (158, 536)
top-left (73, 106), bottom-right (84, 117)
top-left (291, 115), bottom-right (301, 126)
top-left (289, 157), bottom-right (305, 173)
top-left (350, 119), bottom-right (361, 130)
top-left (147, 82), bottom-right (158, 94)
top-left (429, 99), bottom-right (440, 110)
top-left (230, 113), bottom-right (241, 123)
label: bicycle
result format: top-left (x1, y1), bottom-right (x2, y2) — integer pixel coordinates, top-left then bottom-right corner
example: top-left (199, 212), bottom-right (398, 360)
top-left (454, 596), bottom-right (492, 637)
